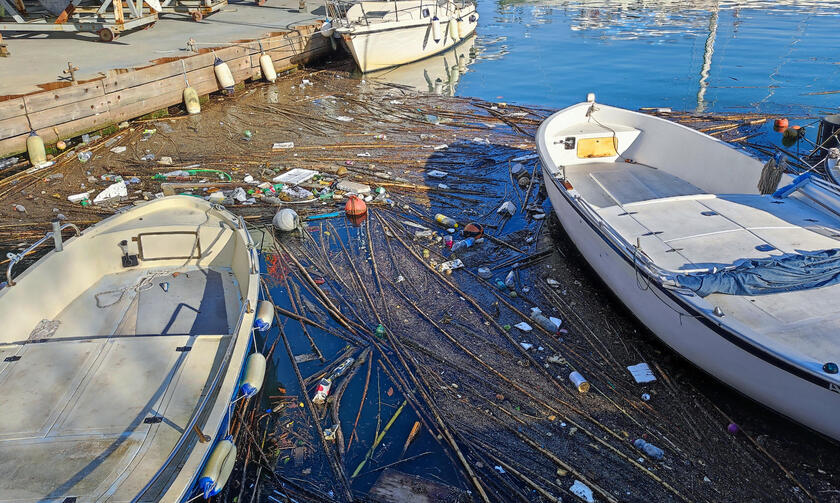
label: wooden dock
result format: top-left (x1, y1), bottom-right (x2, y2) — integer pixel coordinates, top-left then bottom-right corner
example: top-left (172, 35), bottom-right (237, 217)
top-left (0, 23), bottom-right (331, 158)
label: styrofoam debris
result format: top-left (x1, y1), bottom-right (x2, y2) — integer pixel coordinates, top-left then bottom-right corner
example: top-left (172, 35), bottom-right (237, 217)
top-left (427, 170), bottom-right (448, 178)
top-left (272, 142), bottom-right (295, 149)
top-left (67, 192), bottom-right (90, 203)
top-left (494, 466), bottom-right (506, 474)
top-left (93, 181), bottom-right (127, 204)
top-left (272, 168), bottom-right (318, 185)
top-left (520, 342), bottom-right (533, 350)
top-left (549, 316), bottom-right (562, 327)
top-left (335, 115), bottom-right (353, 122)
top-left (570, 480), bottom-right (594, 503)
top-left (433, 144), bottom-right (448, 150)
top-left (514, 322), bottom-right (532, 332)
top-left (336, 180), bottom-right (371, 194)
top-left (110, 146), bottom-right (127, 154)
top-left (627, 363), bottom-right (657, 383)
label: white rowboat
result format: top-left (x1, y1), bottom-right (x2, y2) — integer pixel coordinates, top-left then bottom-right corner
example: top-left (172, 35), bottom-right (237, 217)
top-left (0, 196), bottom-right (261, 501)
top-left (538, 96), bottom-right (840, 441)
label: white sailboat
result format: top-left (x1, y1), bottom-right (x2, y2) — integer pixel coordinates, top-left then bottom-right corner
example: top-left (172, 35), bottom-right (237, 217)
top-left (538, 95), bottom-right (840, 441)
top-left (0, 196), bottom-right (268, 501)
top-left (328, 0), bottom-right (479, 73)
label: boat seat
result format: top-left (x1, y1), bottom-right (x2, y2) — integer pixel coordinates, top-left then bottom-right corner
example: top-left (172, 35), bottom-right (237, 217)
top-left (564, 161), bottom-right (704, 208)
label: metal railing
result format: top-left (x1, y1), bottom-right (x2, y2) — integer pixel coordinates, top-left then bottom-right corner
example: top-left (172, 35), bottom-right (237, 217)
top-left (5, 221), bottom-right (81, 287)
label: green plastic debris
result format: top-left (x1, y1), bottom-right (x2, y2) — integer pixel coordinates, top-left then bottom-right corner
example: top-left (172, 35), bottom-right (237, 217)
top-left (375, 324), bottom-right (386, 339)
top-left (503, 324), bottom-right (511, 331)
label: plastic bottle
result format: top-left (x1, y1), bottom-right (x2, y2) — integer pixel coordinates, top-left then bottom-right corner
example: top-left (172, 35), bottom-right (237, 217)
top-left (504, 270), bottom-right (516, 289)
top-left (435, 213), bottom-right (458, 228)
top-left (633, 439), bottom-right (664, 460)
top-left (530, 307), bottom-right (559, 333)
top-left (26, 131), bottom-right (46, 166)
top-left (451, 237), bottom-right (474, 252)
top-left (443, 235), bottom-right (454, 249)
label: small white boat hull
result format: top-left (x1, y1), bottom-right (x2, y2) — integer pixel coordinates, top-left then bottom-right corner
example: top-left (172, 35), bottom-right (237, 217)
top-left (541, 169), bottom-right (840, 441)
top-left (338, 4), bottom-right (478, 73)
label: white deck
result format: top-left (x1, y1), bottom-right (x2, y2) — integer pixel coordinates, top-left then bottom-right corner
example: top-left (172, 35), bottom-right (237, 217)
top-left (565, 161), bottom-right (840, 364)
top-left (0, 266), bottom-right (240, 502)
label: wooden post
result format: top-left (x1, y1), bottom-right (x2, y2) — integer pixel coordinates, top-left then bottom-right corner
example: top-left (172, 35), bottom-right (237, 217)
top-left (112, 0), bottom-right (124, 26)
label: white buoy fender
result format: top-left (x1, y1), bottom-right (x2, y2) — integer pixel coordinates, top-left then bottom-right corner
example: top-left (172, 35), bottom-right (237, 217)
top-left (213, 57), bottom-right (235, 94)
top-left (448, 17), bottom-right (459, 41)
top-left (240, 353), bottom-right (267, 397)
top-left (259, 54), bottom-right (277, 83)
top-left (209, 442), bottom-right (237, 497)
top-left (320, 20), bottom-right (334, 37)
top-left (431, 16), bottom-right (442, 42)
top-left (272, 208), bottom-right (300, 232)
top-left (254, 300), bottom-right (275, 332)
top-left (26, 131), bottom-right (46, 166)
top-left (183, 86), bottom-right (201, 115)
top-left (457, 15), bottom-right (466, 38)
top-left (198, 437), bottom-right (234, 498)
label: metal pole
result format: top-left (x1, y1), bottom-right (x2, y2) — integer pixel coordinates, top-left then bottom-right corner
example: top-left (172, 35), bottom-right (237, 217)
top-left (52, 220), bottom-right (63, 252)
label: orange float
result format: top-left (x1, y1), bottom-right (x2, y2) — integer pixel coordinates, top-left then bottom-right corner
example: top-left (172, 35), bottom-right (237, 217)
top-left (345, 194), bottom-right (367, 216)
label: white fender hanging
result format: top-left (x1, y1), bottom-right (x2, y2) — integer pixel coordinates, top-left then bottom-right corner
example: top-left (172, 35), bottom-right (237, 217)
top-left (431, 16), bottom-right (442, 42)
top-left (210, 442), bottom-right (237, 497)
top-left (259, 54), bottom-right (277, 83)
top-left (240, 353), bottom-right (267, 397)
top-left (213, 57), bottom-right (235, 94)
top-left (183, 86), bottom-right (201, 115)
top-left (448, 16), bottom-right (459, 42)
top-left (456, 11), bottom-right (467, 38)
top-left (254, 300), bottom-right (275, 331)
top-left (198, 436), bottom-right (234, 498)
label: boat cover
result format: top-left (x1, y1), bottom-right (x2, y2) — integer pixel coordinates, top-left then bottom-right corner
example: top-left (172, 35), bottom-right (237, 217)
top-left (674, 249), bottom-right (840, 297)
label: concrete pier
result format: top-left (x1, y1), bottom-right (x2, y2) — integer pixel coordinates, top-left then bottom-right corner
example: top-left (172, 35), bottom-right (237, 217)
top-left (0, 0), bottom-right (339, 157)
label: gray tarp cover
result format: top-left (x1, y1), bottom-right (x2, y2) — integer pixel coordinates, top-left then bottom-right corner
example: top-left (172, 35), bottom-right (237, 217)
top-left (674, 249), bottom-right (840, 297)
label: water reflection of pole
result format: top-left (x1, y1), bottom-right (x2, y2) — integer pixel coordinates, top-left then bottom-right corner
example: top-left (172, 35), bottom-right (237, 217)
top-left (696, 4), bottom-right (719, 113)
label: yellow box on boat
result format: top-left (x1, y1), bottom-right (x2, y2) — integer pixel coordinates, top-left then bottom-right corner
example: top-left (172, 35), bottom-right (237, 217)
top-left (577, 136), bottom-right (618, 158)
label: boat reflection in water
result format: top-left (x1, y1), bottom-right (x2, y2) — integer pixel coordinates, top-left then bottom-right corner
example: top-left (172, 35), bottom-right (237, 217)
top-left (366, 34), bottom-right (477, 96)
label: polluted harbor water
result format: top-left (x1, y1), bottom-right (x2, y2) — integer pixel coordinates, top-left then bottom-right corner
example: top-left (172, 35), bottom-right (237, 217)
top-left (1, 1), bottom-right (840, 502)
top-left (0, 66), bottom-right (837, 502)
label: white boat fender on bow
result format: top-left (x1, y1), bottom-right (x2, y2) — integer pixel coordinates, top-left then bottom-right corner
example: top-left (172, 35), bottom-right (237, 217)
top-left (254, 300), bottom-right (275, 331)
top-left (240, 353), bottom-right (267, 397)
top-left (456, 10), bottom-right (466, 38)
top-left (198, 436), bottom-right (236, 498)
top-left (431, 16), bottom-right (442, 42)
top-left (213, 57), bottom-right (235, 94)
top-left (448, 16), bottom-right (459, 41)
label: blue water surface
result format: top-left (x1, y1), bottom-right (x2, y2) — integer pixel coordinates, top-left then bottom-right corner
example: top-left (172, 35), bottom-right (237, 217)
top-left (457, 1), bottom-right (840, 115)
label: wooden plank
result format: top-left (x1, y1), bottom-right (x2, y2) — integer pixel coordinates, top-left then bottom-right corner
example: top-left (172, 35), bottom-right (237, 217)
top-left (28, 94), bottom-right (110, 130)
top-left (0, 134), bottom-right (27, 159)
top-left (34, 111), bottom-right (113, 145)
top-left (102, 52), bottom-right (215, 93)
top-left (108, 66), bottom-right (217, 111)
top-left (23, 80), bottom-right (106, 114)
top-left (0, 116), bottom-right (31, 140)
top-left (0, 98), bottom-right (27, 121)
